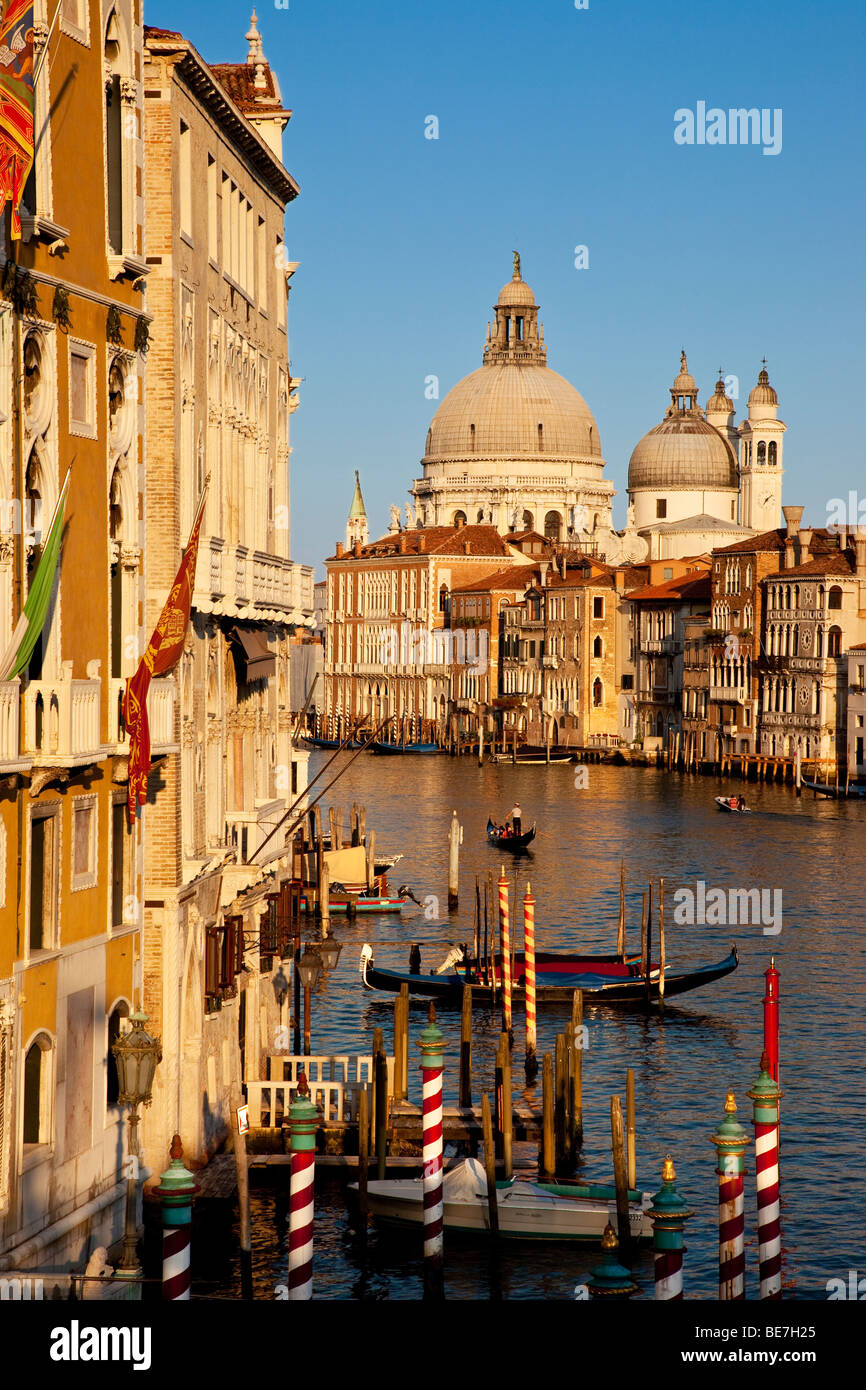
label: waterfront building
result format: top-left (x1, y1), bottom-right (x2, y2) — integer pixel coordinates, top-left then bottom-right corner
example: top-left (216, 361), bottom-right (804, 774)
top-left (627, 361), bottom-right (785, 561)
top-left (140, 17), bottom-right (313, 1168)
top-left (629, 567), bottom-right (712, 750)
top-left (682, 615), bottom-right (713, 763)
top-left (759, 522), bottom-right (866, 766)
top-left (448, 563), bottom-right (540, 743)
top-left (409, 257), bottom-right (619, 551)
top-left (0, 0), bottom-right (150, 1269)
top-left (323, 524), bottom-right (519, 737)
top-left (847, 645), bottom-right (866, 780)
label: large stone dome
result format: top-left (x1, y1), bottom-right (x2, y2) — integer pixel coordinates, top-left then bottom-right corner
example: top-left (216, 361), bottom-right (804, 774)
top-left (423, 362), bottom-right (602, 463)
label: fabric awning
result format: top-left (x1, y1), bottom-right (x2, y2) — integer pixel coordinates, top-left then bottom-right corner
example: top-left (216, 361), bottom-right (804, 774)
top-left (232, 626), bottom-right (275, 682)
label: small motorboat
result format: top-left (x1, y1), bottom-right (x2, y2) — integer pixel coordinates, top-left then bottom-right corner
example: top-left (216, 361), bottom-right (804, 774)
top-left (800, 778), bottom-right (866, 799)
top-left (489, 750), bottom-right (574, 764)
top-left (714, 796), bottom-right (751, 814)
top-left (302, 888), bottom-right (408, 913)
top-left (350, 1157), bottom-right (654, 1242)
top-left (359, 942), bottom-right (739, 1005)
top-left (486, 821), bottom-right (536, 852)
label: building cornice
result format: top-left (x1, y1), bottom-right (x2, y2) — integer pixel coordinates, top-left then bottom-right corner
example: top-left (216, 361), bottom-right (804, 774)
top-left (144, 38), bottom-right (300, 206)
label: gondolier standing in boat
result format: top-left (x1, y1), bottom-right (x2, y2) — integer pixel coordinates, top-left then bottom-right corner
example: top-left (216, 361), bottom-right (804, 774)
top-left (509, 802), bottom-right (522, 836)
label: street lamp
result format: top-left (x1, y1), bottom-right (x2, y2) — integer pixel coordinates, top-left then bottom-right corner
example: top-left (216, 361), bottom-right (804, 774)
top-left (318, 937), bottom-right (342, 974)
top-left (112, 1010), bottom-right (162, 1278)
top-left (297, 945), bottom-right (323, 1057)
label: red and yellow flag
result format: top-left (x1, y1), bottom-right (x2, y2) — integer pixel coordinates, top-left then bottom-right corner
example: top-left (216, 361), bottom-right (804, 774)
top-left (0, 0), bottom-right (35, 240)
top-left (123, 492), bottom-right (207, 825)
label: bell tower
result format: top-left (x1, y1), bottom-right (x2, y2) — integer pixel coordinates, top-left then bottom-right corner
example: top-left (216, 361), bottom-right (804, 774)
top-left (346, 470), bottom-right (368, 549)
top-left (739, 363), bottom-right (785, 532)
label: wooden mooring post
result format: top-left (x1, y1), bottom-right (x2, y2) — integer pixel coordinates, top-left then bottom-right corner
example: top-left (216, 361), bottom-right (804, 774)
top-left (481, 1094), bottom-right (499, 1238)
top-left (357, 1085), bottom-right (369, 1240)
top-left (554, 1033), bottom-right (568, 1175)
top-left (233, 1107), bottom-right (253, 1299)
top-left (498, 1032), bottom-right (513, 1180)
top-left (448, 810), bottom-right (461, 910)
top-left (459, 985), bottom-right (472, 1108)
top-left (540, 1053), bottom-right (555, 1179)
top-left (626, 1068), bottom-right (636, 1189)
top-left (610, 1094), bottom-right (632, 1265)
top-left (572, 989), bottom-right (583, 1144)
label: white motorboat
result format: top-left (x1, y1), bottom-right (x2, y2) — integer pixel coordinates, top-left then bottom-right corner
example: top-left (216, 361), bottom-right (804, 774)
top-left (350, 1157), bottom-right (654, 1241)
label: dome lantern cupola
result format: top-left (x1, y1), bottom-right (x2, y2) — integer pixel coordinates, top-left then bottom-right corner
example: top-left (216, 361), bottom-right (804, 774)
top-left (483, 252), bottom-right (546, 367)
top-left (668, 350), bottom-right (699, 415)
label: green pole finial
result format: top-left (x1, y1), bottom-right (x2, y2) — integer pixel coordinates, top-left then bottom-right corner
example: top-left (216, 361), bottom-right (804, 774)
top-left (287, 1072), bottom-right (319, 1153)
top-left (587, 1222), bottom-right (638, 1300)
top-left (155, 1133), bottom-right (198, 1224)
top-left (418, 1000), bottom-right (445, 1070)
top-left (649, 1151), bottom-right (693, 1250)
top-left (747, 1051), bottom-right (784, 1124)
top-left (711, 1090), bottom-right (750, 1177)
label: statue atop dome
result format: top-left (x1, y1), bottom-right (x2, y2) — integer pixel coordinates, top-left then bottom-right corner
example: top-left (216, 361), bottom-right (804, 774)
top-left (512, 250), bottom-right (521, 280)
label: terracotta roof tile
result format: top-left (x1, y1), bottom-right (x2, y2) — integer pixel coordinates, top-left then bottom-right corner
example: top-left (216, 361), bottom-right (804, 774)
top-left (762, 553), bottom-right (855, 579)
top-left (210, 62), bottom-right (291, 117)
top-left (628, 572), bottom-right (711, 602)
top-left (451, 564), bottom-right (539, 594)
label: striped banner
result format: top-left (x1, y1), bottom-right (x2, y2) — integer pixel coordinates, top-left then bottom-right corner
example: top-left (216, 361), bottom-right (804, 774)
top-left (288, 1150), bottom-right (315, 1300)
top-left (162, 1225), bottom-right (191, 1301)
top-left (422, 1064), bottom-right (444, 1261)
top-left (653, 1249), bottom-right (683, 1301)
top-left (498, 868), bottom-right (511, 1033)
top-left (718, 1173), bottom-right (745, 1299)
top-left (755, 1121), bottom-right (782, 1298)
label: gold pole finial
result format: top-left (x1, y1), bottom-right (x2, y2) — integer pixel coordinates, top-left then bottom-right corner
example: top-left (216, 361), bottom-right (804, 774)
top-left (662, 1153), bottom-right (676, 1182)
top-left (724, 1090), bottom-right (737, 1114)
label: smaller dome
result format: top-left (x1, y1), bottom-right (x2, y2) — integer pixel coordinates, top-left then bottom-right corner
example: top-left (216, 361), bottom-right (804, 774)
top-left (498, 277), bottom-right (536, 307)
top-left (706, 376), bottom-right (734, 414)
top-left (748, 366), bottom-right (778, 407)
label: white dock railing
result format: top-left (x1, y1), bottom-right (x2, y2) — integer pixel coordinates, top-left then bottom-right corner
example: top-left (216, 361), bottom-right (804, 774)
top-left (245, 1053), bottom-right (395, 1128)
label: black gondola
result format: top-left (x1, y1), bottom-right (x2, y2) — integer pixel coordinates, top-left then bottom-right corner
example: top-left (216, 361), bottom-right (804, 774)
top-left (359, 943), bottom-right (739, 1006)
top-left (486, 821), bottom-right (536, 852)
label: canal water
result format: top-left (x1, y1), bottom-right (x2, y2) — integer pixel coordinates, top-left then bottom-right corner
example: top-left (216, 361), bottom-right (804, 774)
top-left (202, 756), bottom-right (866, 1300)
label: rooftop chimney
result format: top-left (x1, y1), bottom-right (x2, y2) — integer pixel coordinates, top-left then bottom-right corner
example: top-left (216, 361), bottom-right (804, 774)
top-left (335, 541), bottom-right (343, 558)
top-left (399, 534), bottom-right (407, 554)
top-left (455, 515), bottom-right (465, 530)
top-left (463, 539), bottom-right (471, 554)
top-left (855, 527), bottom-right (866, 578)
top-left (539, 561), bottom-right (549, 587)
top-left (782, 505), bottom-right (803, 569)
top-left (782, 505), bottom-right (803, 539)
top-left (799, 526), bottom-right (813, 564)
top-left (353, 539), bottom-right (361, 558)
top-left (418, 534), bottom-right (426, 552)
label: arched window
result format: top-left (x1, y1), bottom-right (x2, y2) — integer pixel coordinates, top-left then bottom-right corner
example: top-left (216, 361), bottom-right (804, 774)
top-left (757, 441), bottom-right (766, 464)
top-left (768, 442), bottom-right (777, 465)
top-left (593, 635), bottom-right (603, 659)
top-left (23, 1034), bottom-right (52, 1147)
top-left (828, 626), bottom-right (842, 658)
top-left (439, 584), bottom-right (449, 615)
top-left (106, 1002), bottom-right (130, 1107)
top-left (522, 510), bottom-right (534, 531)
top-left (105, 11), bottom-right (124, 254)
top-left (537, 422), bottom-right (543, 452)
top-left (592, 677), bottom-right (603, 708)
top-left (453, 510), bottom-right (466, 528)
top-left (544, 511), bottom-right (562, 543)
top-left (828, 586), bottom-right (843, 611)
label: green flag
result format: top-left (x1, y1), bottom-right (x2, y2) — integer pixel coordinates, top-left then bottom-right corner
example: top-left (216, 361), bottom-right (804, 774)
top-left (0, 468), bottom-right (69, 681)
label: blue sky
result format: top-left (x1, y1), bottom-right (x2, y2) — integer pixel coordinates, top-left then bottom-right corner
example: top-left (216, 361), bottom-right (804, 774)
top-left (149, 0), bottom-right (866, 571)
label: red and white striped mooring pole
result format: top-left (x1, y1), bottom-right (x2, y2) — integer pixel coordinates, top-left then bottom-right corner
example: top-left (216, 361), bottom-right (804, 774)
top-left (523, 883), bottom-right (537, 1081)
top-left (419, 1002), bottom-right (445, 1298)
top-left (498, 866), bottom-right (512, 1036)
top-left (711, 1090), bottom-right (749, 1300)
top-left (287, 1072), bottom-right (318, 1299)
top-left (748, 1052), bottom-right (784, 1299)
top-left (155, 1135), bottom-right (198, 1300)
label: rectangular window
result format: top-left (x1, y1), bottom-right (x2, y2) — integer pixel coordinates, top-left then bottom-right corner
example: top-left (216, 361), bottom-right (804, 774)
top-left (663, 567), bottom-right (673, 580)
top-left (257, 215), bottom-right (266, 307)
top-left (179, 120), bottom-right (192, 239)
top-left (656, 499), bottom-right (667, 519)
top-left (221, 173), bottom-right (230, 271)
top-left (71, 797), bottom-right (97, 891)
top-left (593, 596), bottom-right (604, 619)
top-left (275, 237), bottom-right (287, 326)
top-left (29, 811), bottom-right (58, 953)
top-left (111, 800), bottom-right (132, 927)
top-left (69, 340), bottom-right (96, 437)
top-left (622, 674), bottom-right (634, 690)
top-left (207, 154), bottom-right (217, 260)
